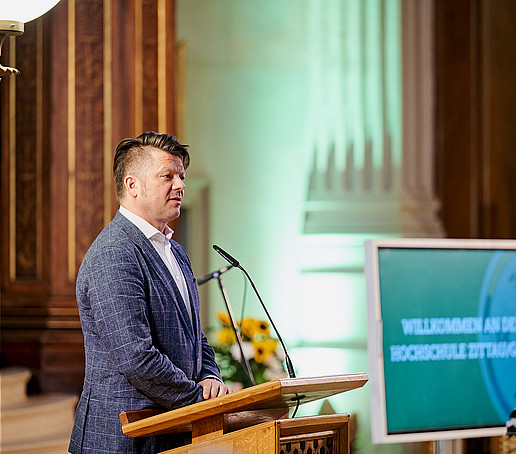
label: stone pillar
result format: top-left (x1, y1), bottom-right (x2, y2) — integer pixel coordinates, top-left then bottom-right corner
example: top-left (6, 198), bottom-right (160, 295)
top-left (304, 0), bottom-right (443, 238)
top-left (401, 0), bottom-right (444, 238)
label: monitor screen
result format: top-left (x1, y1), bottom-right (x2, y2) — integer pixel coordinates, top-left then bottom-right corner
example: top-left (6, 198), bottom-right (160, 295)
top-left (365, 238), bottom-right (516, 443)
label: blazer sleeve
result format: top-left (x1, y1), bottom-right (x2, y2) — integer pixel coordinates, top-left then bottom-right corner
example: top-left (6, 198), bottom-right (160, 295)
top-left (78, 242), bottom-right (205, 410)
top-left (199, 331), bottom-right (223, 381)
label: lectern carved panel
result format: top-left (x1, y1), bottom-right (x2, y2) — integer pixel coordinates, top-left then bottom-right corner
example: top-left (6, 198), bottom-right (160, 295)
top-left (280, 433), bottom-right (335, 454)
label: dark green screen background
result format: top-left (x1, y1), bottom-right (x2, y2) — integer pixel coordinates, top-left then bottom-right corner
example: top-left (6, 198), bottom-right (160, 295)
top-left (378, 248), bottom-right (505, 433)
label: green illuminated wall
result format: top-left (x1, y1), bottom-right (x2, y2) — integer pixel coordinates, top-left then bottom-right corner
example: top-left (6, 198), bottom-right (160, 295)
top-left (177, 1), bottom-right (406, 453)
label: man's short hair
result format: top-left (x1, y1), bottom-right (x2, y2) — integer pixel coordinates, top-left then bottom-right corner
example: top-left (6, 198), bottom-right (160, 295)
top-left (113, 132), bottom-right (190, 202)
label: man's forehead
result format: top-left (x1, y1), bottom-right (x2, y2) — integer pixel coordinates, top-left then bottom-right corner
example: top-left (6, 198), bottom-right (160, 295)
top-left (149, 149), bottom-right (184, 171)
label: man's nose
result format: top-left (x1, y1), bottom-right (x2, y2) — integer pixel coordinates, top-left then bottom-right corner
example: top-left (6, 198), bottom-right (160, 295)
top-left (174, 177), bottom-right (186, 190)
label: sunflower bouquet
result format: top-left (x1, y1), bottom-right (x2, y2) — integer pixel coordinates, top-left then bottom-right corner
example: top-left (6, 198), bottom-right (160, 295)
top-left (213, 311), bottom-right (288, 388)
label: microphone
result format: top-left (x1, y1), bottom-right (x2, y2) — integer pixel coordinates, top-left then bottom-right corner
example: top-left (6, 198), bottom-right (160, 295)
top-left (212, 245), bottom-right (239, 268)
top-left (197, 265), bottom-right (233, 286)
top-left (212, 245), bottom-right (296, 379)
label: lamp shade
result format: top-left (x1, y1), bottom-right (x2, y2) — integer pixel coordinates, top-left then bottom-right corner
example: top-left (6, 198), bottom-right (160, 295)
top-left (2, 0), bottom-right (61, 24)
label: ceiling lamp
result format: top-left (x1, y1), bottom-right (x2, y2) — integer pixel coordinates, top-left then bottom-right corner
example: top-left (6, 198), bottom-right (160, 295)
top-left (1, 0), bottom-right (61, 77)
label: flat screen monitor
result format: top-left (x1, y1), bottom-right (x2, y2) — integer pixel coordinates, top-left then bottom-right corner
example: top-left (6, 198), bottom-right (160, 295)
top-left (365, 238), bottom-right (516, 443)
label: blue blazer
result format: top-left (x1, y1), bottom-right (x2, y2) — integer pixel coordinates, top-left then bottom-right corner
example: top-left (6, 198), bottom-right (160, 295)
top-left (69, 211), bottom-right (221, 453)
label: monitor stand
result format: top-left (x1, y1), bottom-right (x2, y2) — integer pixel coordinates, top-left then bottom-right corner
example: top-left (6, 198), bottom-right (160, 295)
top-left (434, 439), bottom-right (463, 454)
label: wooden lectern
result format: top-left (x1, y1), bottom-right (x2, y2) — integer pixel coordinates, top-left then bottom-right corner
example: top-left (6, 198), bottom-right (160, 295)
top-left (120, 373), bottom-right (368, 454)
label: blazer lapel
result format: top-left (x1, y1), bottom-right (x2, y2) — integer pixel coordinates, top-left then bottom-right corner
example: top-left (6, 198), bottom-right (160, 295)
top-left (114, 212), bottom-right (195, 341)
top-left (170, 241), bottom-right (200, 336)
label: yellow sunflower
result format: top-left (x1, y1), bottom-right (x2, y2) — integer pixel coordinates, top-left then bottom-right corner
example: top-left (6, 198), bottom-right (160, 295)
top-left (217, 328), bottom-right (236, 346)
top-left (252, 339), bottom-right (278, 363)
top-left (255, 319), bottom-right (270, 336)
top-left (216, 311), bottom-right (232, 327)
top-left (240, 318), bottom-right (258, 339)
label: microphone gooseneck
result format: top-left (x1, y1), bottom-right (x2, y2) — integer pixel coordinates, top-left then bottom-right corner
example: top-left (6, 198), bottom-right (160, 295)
top-left (212, 245), bottom-right (296, 379)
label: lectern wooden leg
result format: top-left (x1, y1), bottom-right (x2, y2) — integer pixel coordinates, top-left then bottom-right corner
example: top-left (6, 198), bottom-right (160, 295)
top-left (191, 414), bottom-right (224, 443)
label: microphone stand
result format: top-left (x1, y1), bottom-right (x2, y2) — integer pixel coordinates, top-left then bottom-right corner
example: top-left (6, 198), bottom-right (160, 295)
top-left (212, 245), bottom-right (296, 379)
top-left (215, 272), bottom-right (256, 387)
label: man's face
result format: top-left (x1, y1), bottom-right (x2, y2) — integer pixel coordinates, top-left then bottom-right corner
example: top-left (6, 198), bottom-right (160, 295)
top-left (133, 147), bottom-right (185, 232)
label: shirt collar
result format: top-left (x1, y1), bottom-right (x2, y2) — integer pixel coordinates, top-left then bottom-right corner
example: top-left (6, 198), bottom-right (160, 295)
top-left (119, 205), bottom-right (174, 241)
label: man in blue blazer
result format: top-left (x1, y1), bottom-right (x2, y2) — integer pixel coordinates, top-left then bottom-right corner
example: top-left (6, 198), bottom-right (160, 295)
top-left (69, 132), bottom-right (233, 453)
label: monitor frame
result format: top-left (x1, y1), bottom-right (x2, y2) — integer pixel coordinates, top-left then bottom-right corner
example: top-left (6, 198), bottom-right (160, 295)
top-left (365, 237), bottom-right (515, 444)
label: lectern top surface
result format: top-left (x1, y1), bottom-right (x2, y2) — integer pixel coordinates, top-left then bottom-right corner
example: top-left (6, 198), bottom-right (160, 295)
top-left (120, 373), bottom-right (369, 438)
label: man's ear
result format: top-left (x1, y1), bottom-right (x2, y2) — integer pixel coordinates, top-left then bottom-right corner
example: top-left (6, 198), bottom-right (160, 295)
top-left (124, 175), bottom-right (140, 199)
